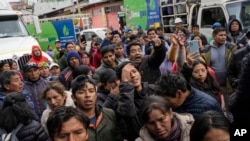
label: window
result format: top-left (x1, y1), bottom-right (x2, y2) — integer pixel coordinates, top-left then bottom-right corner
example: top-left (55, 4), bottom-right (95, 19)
top-left (201, 7), bottom-right (226, 28)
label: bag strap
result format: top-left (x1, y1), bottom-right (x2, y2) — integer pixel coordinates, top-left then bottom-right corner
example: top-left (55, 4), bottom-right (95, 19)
top-left (11, 123), bottom-right (23, 135)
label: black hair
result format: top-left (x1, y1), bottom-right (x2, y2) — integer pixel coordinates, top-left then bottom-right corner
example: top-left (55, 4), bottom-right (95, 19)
top-left (156, 27), bottom-right (163, 31)
top-left (115, 61), bottom-right (131, 80)
top-left (177, 28), bottom-right (188, 36)
top-left (114, 42), bottom-right (123, 48)
top-left (71, 75), bottom-right (96, 96)
top-left (47, 106), bottom-right (90, 138)
top-left (0, 92), bottom-right (34, 133)
top-left (147, 27), bottom-right (157, 35)
top-left (100, 46), bottom-right (114, 56)
top-left (72, 65), bottom-right (92, 79)
top-left (192, 24), bottom-right (200, 29)
top-left (140, 95), bottom-right (172, 124)
top-left (92, 34), bottom-right (97, 39)
top-left (191, 35), bottom-right (202, 40)
top-left (0, 70), bottom-right (19, 91)
top-left (129, 34), bottom-right (137, 41)
top-left (65, 42), bottom-right (74, 48)
top-left (126, 42), bottom-right (142, 56)
top-left (9, 60), bottom-right (17, 69)
top-left (213, 27), bottom-right (226, 37)
top-left (156, 71), bottom-right (187, 98)
top-left (190, 110), bottom-right (230, 141)
top-left (0, 60), bottom-right (10, 71)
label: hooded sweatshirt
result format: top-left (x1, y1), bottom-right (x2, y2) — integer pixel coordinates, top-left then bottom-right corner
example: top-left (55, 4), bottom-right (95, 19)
top-left (226, 19), bottom-right (244, 45)
top-left (29, 45), bottom-right (49, 65)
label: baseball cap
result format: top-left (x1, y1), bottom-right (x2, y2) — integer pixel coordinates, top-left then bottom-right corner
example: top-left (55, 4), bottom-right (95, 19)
top-left (136, 24), bottom-right (142, 30)
top-left (174, 18), bottom-right (182, 24)
top-left (55, 39), bottom-right (60, 43)
top-left (100, 69), bottom-right (117, 84)
top-left (38, 62), bottom-right (49, 68)
top-left (22, 62), bottom-right (38, 72)
top-left (212, 22), bottom-right (222, 29)
top-left (49, 62), bottom-right (59, 70)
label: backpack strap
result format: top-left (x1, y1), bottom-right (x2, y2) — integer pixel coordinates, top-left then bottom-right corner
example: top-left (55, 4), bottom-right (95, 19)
top-left (11, 123), bottom-right (23, 135)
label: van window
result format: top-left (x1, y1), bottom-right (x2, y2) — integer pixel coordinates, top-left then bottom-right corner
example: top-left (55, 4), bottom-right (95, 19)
top-left (83, 32), bottom-right (95, 41)
top-left (201, 7), bottom-right (226, 28)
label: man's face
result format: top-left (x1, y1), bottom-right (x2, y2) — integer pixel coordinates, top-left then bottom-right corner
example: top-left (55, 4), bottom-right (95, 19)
top-left (50, 66), bottom-right (60, 76)
top-left (69, 57), bottom-right (80, 68)
top-left (128, 45), bottom-right (143, 64)
top-left (72, 82), bottom-right (97, 111)
top-left (123, 64), bottom-right (141, 88)
top-left (106, 30), bottom-right (112, 39)
top-left (148, 30), bottom-right (156, 39)
top-left (53, 117), bottom-right (88, 141)
top-left (33, 48), bottom-right (41, 57)
top-left (175, 23), bottom-right (182, 30)
top-left (55, 42), bottom-right (61, 49)
top-left (192, 27), bottom-right (199, 35)
top-left (102, 52), bottom-right (115, 66)
top-left (213, 31), bottom-right (227, 46)
top-left (112, 34), bottom-right (122, 43)
top-left (114, 45), bottom-right (124, 58)
top-left (39, 67), bottom-right (50, 78)
top-left (25, 67), bottom-right (40, 81)
top-left (162, 91), bottom-right (185, 108)
top-left (66, 43), bottom-right (75, 53)
top-left (4, 74), bottom-right (23, 93)
top-left (230, 21), bottom-right (240, 32)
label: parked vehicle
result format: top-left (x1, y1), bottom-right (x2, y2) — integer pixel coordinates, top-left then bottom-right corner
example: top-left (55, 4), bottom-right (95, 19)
top-left (160, 0), bottom-right (250, 38)
top-left (0, 0), bottom-right (52, 70)
top-left (80, 28), bottom-right (107, 53)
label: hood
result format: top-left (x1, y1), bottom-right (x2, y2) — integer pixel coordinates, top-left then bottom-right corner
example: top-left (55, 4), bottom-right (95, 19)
top-left (227, 19), bottom-right (243, 33)
top-left (0, 36), bottom-right (52, 62)
top-left (31, 45), bottom-right (42, 60)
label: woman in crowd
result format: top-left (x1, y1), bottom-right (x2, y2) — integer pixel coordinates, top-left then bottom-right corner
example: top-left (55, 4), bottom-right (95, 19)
top-left (136, 95), bottom-right (194, 141)
top-left (40, 81), bottom-right (75, 131)
top-left (190, 110), bottom-right (230, 141)
top-left (72, 65), bottom-right (93, 79)
top-left (0, 92), bottom-right (48, 141)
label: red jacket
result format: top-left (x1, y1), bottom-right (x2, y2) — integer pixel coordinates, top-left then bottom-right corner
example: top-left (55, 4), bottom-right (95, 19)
top-left (29, 45), bottom-right (48, 64)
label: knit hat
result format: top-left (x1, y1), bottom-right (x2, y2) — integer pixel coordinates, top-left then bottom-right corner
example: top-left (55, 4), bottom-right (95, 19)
top-left (100, 69), bottom-right (117, 84)
top-left (136, 24), bottom-right (142, 30)
top-left (212, 22), bottom-right (222, 29)
top-left (66, 51), bottom-right (82, 65)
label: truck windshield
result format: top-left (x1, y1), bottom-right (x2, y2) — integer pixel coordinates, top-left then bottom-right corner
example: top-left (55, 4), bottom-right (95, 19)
top-left (226, 1), bottom-right (250, 29)
top-left (0, 15), bottom-right (29, 37)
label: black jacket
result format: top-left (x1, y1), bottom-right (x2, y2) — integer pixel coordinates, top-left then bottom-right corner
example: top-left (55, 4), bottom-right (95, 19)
top-left (115, 82), bottom-right (155, 141)
top-left (230, 53), bottom-right (250, 128)
top-left (16, 120), bottom-right (49, 141)
top-left (96, 88), bottom-right (118, 110)
top-left (227, 45), bottom-right (250, 89)
top-left (137, 42), bottom-right (167, 84)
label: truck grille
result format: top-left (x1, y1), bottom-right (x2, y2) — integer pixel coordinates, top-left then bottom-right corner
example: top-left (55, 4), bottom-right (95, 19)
top-left (1, 55), bottom-right (32, 71)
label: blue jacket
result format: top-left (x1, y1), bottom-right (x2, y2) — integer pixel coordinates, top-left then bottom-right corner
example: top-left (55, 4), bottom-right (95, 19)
top-left (174, 86), bottom-right (222, 119)
top-left (23, 78), bottom-right (49, 120)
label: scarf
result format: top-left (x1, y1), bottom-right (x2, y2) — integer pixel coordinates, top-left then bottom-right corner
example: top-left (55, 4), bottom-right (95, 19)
top-left (164, 117), bottom-right (181, 141)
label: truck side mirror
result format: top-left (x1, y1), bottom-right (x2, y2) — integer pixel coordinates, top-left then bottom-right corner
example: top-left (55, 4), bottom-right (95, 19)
top-left (32, 16), bottom-right (42, 34)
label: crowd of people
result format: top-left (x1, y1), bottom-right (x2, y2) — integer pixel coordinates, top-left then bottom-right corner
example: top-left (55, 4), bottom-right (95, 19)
top-left (0, 17), bottom-right (249, 141)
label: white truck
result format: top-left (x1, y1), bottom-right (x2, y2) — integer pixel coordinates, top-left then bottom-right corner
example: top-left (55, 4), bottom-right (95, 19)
top-left (160, 0), bottom-right (250, 38)
top-left (0, 0), bottom-right (52, 70)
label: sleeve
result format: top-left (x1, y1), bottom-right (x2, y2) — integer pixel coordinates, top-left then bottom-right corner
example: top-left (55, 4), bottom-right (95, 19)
top-left (181, 63), bottom-right (193, 83)
top-left (35, 122), bottom-right (49, 141)
top-left (147, 42), bottom-right (167, 69)
top-left (176, 47), bottom-right (186, 72)
top-left (102, 94), bottom-right (119, 110)
top-left (168, 44), bottom-right (178, 63)
top-left (227, 53), bottom-right (239, 89)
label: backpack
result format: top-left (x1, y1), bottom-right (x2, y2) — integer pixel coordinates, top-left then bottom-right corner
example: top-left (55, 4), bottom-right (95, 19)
top-left (0, 123), bottom-right (23, 141)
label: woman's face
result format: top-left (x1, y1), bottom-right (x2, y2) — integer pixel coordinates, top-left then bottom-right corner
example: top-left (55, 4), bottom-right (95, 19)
top-left (146, 109), bottom-right (173, 139)
top-left (82, 54), bottom-right (90, 65)
top-left (192, 63), bottom-right (207, 83)
top-left (45, 89), bottom-right (66, 110)
top-left (177, 30), bottom-right (187, 42)
top-left (2, 63), bottom-right (10, 71)
top-left (203, 128), bottom-right (230, 141)
top-left (11, 62), bottom-right (18, 70)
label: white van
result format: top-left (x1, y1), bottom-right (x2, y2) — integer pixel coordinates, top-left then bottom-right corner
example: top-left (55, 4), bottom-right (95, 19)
top-left (0, 0), bottom-right (52, 70)
top-left (80, 28), bottom-right (107, 53)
